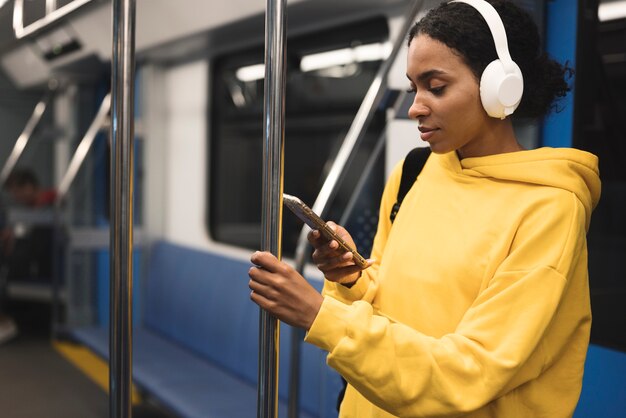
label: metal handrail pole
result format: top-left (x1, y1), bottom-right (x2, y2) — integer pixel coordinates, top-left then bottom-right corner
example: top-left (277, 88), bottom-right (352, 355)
top-left (109, 0), bottom-right (136, 417)
top-left (51, 202), bottom-right (66, 338)
top-left (13, 0), bottom-right (95, 39)
top-left (339, 92), bottom-right (411, 227)
top-left (46, 0), bottom-right (58, 15)
top-left (281, 130), bottom-right (386, 358)
top-left (293, 0), bottom-right (424, 270)
top-left (52, 92), bottom-right (110, 339)
top-left (0, 95), bottom-right (51, 185)
top-left (282, 131), bottom-right (386, 366)
top-left (258, 0), bottom-right (287, 417)
top-left (287, 2), bottom-right (425, 416)
top-left (56, 93), bottom-right (111, 205)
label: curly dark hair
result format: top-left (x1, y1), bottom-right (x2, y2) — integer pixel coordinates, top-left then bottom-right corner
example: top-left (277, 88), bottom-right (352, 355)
top-left (408, 0), bottom-right (572, 119)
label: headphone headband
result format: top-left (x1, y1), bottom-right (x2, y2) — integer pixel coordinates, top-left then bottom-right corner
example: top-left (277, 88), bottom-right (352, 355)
top-left (450, 0), bottom-right (515, 72)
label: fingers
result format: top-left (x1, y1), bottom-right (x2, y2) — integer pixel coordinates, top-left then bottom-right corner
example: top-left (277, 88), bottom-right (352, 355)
top-left (307, 229), bottom-right (338, 250)
top-left (248, 253), bottom-right (280, 302)
top-left (248, 254), bottom-right (324, 329)
top-left (248, 263), bottom-right (284, 312)
top-left (306, 222), bottom-right (369, 284)
top-left (309, 224), bottom-right (350, 260)
top-left (307, 222), bottom-right (346, 249)
top-left (311, 243), bottom-right (346, 262)
top-left (313, 249), bottom-right (353, 270)
top-left (326, 264), bottom-right (364, 280)
top-left (250, 251), bottom-right (282, 273)
top-left (248, 264), bottom-right (272, 287)
top-left (248, 252), bottom-right (293, 292)
top-left (248, 270), bottom-right (276, 303)
top-left (249, 278), bottom-right (279, 317)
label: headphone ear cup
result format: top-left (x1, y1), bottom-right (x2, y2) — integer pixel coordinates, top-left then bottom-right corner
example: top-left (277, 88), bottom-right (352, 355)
top-left (479, 59), bottom-right (524, 119)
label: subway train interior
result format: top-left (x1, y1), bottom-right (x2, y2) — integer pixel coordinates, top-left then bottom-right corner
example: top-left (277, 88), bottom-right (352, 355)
top-left (0, 0), bottom-right (624, 417)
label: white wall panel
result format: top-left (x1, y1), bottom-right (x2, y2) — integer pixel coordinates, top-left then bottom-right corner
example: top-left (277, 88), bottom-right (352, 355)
top-left (142, 59), bottom-right (263, 261)
top-left (141, 64), bottom-right (167, 242)
top-left (162, 60), bottom-right (209, 249)
top-left (385, 119), bottom-right (428, 179)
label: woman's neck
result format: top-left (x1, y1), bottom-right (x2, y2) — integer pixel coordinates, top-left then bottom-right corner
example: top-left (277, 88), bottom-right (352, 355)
top-left (457, 119), bottom-right (522, 159)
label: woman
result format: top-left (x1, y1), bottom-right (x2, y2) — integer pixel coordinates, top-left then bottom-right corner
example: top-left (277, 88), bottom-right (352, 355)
top-left (248, 0), bottom-right (601, 416)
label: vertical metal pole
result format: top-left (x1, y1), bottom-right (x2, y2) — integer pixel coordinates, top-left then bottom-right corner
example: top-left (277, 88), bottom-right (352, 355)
top-left (109, 1), bottom-right (135, 418)
top-left (258, 0), bottom-right (287, 417)
top-left (287, 2), bottom-right (426, 416)
top-left (45, 0), bottom-right (57, 15)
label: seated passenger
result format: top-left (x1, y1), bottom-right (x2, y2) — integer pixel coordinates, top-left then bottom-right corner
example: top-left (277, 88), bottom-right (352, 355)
top-left (0, 168), bottom-right (56, 344)
top-left (4, 168), bottom-right (57, 208)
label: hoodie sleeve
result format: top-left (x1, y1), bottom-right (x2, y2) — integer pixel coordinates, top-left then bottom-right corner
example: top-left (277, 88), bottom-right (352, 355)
top-left (320, 160), bottom-right (403, 305)
top-left (305, 191), bottom-right (587, 417)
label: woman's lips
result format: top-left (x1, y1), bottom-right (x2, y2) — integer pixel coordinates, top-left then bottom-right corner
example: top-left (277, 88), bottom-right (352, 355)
top-left (418, 126), bottom-right (438, 141)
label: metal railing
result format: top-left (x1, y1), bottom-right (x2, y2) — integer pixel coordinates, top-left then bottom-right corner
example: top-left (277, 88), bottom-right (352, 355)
top-left (51, 92), bottom-right (111, 337)
top-left (258, 0), bottom-right (287, 417)
top-left (287, 1), bottom-right (426, 416)
top-left (13, 0), bottom-right (96, 39)
top-left (109, 0), bottom-right (136, 417)
top-left (0, 91), bottom-right (54, 185)
top-left (56, 93), bottom-right (111, 206)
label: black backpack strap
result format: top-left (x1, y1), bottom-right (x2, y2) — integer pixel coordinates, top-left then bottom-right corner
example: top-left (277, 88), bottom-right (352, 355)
top-left (336, 147), bottom-right (432, 413)
top-left (389, 147), bottom-right (431, 223)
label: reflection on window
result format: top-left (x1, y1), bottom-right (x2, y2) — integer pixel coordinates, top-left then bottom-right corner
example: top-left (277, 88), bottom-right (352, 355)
top-left (209, 17), bottom-right (389, 256)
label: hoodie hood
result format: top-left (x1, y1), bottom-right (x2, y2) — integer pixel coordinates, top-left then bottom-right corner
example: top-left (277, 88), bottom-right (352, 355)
top-left (447, 147), bottom-right (601, 229)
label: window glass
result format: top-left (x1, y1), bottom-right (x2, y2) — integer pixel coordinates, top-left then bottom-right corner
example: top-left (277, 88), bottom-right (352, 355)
top-left (574, 12), bottom-right (626, 351)
top-left (209, 17), bottom-right (389, 257)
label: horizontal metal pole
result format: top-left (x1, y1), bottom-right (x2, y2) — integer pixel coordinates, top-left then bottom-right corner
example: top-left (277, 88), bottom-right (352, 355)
top-left (69, 227), bottom-right (143, 250)
top-left (13, 0), bottom-right (95, 39)
top-left (6, 207), bottom-right (55, 225)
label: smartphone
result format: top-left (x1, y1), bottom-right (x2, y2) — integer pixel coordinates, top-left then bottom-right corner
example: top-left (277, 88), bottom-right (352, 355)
top-left (283, 193), bottom-right (368, 269)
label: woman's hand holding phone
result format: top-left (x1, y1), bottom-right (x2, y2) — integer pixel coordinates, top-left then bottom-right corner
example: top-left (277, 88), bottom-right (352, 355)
top-left (307, 221), bottom-right (373, 286)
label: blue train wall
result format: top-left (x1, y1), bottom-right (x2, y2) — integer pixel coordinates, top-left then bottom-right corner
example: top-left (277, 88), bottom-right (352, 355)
top-left (543, 1), bottom-right (626, 416)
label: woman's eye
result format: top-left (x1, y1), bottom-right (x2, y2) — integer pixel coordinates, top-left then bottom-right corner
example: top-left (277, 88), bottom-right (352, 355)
top-left (406, 86), bottom-right (416, 93)
top-left (429, 86), bottom-right (446, 96)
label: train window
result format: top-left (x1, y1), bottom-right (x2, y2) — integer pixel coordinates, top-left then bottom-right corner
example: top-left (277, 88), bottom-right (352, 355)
top-left (209, 17), bottom-right (389, 257)
top-left (574, 8), bottom-right (626, 351)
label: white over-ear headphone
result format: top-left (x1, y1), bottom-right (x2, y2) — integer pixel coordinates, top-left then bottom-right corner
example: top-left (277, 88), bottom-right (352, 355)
top-left (451, 0), bottom-right (524, 119)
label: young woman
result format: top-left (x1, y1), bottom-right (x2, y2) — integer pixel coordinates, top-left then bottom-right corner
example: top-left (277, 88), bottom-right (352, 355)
top-left (248, 1), bottom-right (601, 416)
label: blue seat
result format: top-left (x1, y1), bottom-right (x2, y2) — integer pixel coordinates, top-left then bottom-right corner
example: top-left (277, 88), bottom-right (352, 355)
top-left (71, 241), bottom-right (342, 418)
top-left (74, 240), bottom-right (626, 417)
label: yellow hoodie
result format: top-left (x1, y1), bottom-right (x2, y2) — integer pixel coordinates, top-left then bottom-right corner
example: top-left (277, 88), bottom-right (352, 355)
top-left (305, 148), bottom-right (601, 418)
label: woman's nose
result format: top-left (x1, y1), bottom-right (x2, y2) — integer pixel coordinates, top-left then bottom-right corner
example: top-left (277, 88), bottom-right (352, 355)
top-left (407, 94), bottom-right (430, 120)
